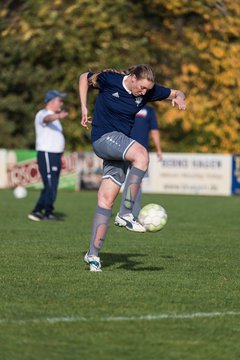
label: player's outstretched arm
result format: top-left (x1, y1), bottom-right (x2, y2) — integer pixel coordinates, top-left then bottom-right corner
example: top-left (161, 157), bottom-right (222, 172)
top-left (43, 111), bottom-right (68, 124)
top-left (79, 72), bottom-right (90, 128)
top-left (167, 89), bottom-right (186, 110)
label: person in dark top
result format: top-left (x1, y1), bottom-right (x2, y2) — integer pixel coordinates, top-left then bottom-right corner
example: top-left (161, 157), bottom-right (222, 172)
top-left (79, 64), bottom-right (186, 271)
top-left (131, 105), bottom-right (162, 158)
top-left (127, 105), bottom-right (162, 219)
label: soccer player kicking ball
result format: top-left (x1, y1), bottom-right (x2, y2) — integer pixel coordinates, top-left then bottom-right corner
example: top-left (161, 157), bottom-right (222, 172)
top-left (79, 64), bottom-right (186, 271)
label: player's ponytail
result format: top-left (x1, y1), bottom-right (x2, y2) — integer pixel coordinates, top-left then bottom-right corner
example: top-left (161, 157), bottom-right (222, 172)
top-left (88, 68), bottom-right (126, 87)
top-left (88, 64), bottom-right (155, 88)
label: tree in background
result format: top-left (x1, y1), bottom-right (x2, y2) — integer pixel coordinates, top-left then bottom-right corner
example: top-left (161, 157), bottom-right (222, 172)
top-left (0, 0), bottom-right (239, 153)
top-left (145, 0), bottom-right (240, 153)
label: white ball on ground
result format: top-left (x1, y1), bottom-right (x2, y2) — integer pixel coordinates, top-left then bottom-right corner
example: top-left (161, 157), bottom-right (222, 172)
top-left (13, 186), bottom-right (28, 199)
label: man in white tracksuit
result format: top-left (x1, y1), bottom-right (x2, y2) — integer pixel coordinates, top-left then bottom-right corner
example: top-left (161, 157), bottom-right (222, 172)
top-left (28, 90), bottom-right (68, 221)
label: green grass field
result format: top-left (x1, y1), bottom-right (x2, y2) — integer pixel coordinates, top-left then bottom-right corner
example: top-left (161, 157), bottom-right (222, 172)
top-left (0, 189), bottom-right (239, 360)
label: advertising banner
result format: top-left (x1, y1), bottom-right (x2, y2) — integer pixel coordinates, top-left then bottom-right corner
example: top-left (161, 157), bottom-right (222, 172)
top-left (142, 153), bottom-right (232, 196)
top-left (5, 150), bottom-right (78, 190)
top-left (0, 150), bottom-right (236, 196)
top-left (0, 149), bottom-right (7, 188)
top-left (77, 152), bottom-right (103, 190)
top-left (231, 155), bottom-right (240, 195)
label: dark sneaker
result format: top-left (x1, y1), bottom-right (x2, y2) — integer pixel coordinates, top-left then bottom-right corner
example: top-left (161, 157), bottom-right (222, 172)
top-left (44, 213), bottom-right (62, 221)
top-left (28, 211), bottom-right (44, 221)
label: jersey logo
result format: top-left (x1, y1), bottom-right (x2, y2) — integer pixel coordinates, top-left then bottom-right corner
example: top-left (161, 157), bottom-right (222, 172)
top-left (112, 92), bottom-right (120, 98)
top-left (135, 97), bottom-right (143, 106)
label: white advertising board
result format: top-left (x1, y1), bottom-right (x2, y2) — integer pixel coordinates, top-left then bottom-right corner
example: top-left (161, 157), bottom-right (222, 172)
top-left (0, 149), bottom-right (8, 189)
top-left (142, 153), bottom-right (232, 196)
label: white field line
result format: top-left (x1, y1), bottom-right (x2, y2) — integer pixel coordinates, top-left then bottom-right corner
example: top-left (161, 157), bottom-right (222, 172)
top-left (0, 311), bottom-right (240, 325)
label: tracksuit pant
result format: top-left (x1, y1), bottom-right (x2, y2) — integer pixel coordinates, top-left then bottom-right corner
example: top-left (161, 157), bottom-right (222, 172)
top-left (33, 151), bottom-right (62, 215)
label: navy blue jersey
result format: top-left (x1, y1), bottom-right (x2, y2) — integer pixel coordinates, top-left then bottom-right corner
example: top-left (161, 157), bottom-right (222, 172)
top-left (88, 72), bottom-right (170, 142)
top-left (130, 106), bottom-right (158, 150)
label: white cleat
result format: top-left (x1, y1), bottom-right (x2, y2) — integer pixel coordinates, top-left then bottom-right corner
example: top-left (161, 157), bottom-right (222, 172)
top-left (114, 213), bottom-right (146, 232)
top-left (84, 253), bottom-right (102, 272)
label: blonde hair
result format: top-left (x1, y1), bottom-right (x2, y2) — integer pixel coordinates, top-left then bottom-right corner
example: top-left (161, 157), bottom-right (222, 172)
top-left (88, 64), bottom-right (155, 87)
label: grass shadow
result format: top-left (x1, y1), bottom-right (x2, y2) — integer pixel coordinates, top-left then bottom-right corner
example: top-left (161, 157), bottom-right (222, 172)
top-left (84, 252), bottom-right (165, 272)
top-left (52, 211), bottom-right (68, 220)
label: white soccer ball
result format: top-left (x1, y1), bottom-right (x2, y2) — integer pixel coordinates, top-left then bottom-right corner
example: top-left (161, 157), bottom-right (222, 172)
top-left (13, 186), bottom-right (28, 199)
top-left (139, 203), bottom-right (168, 232)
